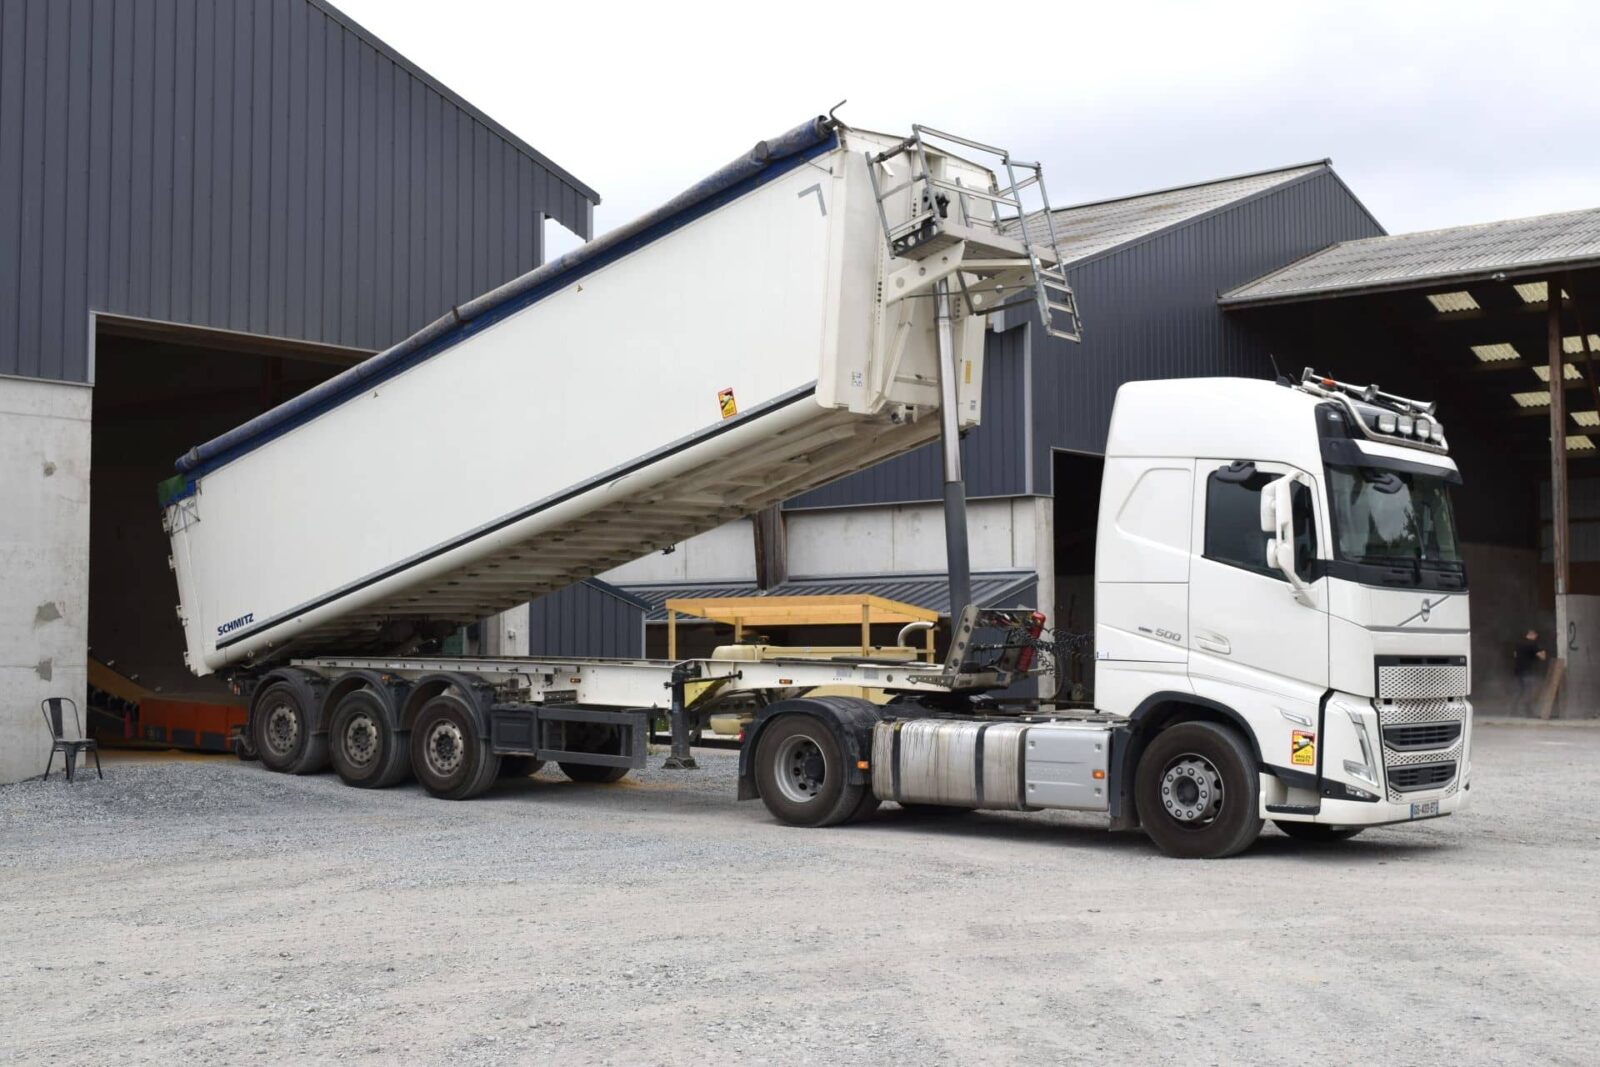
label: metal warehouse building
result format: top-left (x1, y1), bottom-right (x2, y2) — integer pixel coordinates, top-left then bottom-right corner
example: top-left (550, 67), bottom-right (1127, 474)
top-left (0, 0), bottom-right (597, 783)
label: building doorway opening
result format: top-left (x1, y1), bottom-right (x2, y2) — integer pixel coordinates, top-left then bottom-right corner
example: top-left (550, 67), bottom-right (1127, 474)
top-left (1052, 450), bottom-right (1104, 702)
top-left (87, 318), bottom-right (364, 723)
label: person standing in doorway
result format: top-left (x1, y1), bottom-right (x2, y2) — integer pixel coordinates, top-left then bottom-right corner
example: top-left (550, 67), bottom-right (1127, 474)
top-left (1512, 629), bottom-right (1548, 715)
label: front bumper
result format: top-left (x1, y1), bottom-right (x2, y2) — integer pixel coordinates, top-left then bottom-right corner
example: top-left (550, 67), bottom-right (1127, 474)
top-left (1268, 692), bottom-right (1473, 827)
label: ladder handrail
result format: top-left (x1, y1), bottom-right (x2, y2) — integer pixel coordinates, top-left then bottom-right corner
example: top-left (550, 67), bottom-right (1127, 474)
top-left (866, 126), bottom-right (1084, 342)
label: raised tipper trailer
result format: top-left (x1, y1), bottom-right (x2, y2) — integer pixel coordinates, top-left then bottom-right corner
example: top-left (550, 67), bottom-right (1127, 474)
top-left (164, 115), bottom-right (1473, 857)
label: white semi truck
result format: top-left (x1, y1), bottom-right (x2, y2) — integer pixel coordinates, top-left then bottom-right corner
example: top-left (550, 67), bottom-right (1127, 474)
top-left (162, 116), bottom-right (1471, 858)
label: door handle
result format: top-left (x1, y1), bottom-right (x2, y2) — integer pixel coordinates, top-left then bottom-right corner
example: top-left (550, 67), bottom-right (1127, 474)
top-left (1195, 632), bottom-right (1231, 655)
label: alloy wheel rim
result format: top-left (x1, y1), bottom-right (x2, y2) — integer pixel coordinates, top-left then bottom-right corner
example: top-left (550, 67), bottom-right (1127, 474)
top-left (1160, 753), bottom-right (1224, 826)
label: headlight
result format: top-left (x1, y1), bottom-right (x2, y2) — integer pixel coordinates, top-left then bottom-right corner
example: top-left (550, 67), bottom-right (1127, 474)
top-left (1397, 415), bottom-right (1414, 436)
top-left (1377, 413), bottom-right (1397, 434)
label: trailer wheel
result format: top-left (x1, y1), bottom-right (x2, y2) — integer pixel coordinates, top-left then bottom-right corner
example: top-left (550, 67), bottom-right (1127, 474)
top-left (410, 693), bottom-right (501, 800)
top-left (329, 689), bottom-right (410, 789)
top-left (1134, 721), bottom-right (1263, 859)
top-left (1274, 821), bottom-right (1365, 842)
top-left (752, 713), bottom-right (869, 827)
top-left (499, 756), bottom-right (546, 778)
top-left (251, 680), bottom-right (328, 775)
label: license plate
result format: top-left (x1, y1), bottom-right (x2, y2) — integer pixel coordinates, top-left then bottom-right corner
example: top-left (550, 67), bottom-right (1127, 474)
top-left (1410, 799), bottom-right (1440, 819)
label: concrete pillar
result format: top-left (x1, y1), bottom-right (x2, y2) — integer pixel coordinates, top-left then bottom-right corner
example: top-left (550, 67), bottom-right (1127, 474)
top-left (1, 376), bottom-right (93, 783)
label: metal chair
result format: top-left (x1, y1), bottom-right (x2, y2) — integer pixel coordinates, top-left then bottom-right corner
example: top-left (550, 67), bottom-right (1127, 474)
top-left (40, 697), bottom-right (102, 783)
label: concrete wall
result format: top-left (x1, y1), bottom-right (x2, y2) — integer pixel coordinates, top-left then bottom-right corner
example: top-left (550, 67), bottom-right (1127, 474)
top-left (785, 499), bottom-right (1047, 578)
top-left (602, 519), bottom-right (757, 585)
top-left (601, 500), bottom-right (1051, 591)
top-left (1561, 595), bottom-right (1600, 719)
top-left (1460, 542), bottom-right (1543, 714)
top-left (1, 376), bottom-right (92, 783)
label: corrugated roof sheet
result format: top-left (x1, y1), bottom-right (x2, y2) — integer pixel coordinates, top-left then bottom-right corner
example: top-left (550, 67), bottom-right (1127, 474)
top-left (1220, 206), bottom-right (1600, 306)
top-left (618, 571), bottom-right (1038, 623)
top-left (1016, 162), bottom-right (1329, 265)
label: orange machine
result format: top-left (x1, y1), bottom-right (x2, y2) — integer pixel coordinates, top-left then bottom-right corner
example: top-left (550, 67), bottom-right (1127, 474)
top-left (88, 658), bottom-right (247, 753)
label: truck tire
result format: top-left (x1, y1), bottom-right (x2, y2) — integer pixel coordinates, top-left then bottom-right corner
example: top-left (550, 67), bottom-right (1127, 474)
top-left (1274, 821), bottom-right (1364, 842)
top-left (559, 762), bottom-right (629, 783)
top-left (752, 713), bottom-right (870, 827)
top-left (328, 689), bottom-right (410, 789)
top-left (251, 680), bottom-right (328, 775)
top-left (1135, 720), bottom-right (1263, 859)
top-left (499, 756), bottom-right (546, 778)
top-left (847, 788), bottom-right (883, 823)
top-left (410, 693), bottom-right (501, 800)
top-left (557, 723), bottom-right (629, 783)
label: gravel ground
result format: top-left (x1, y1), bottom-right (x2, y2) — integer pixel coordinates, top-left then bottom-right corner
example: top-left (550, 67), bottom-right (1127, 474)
top-left (1, 722), bottom-right (1597, 1065)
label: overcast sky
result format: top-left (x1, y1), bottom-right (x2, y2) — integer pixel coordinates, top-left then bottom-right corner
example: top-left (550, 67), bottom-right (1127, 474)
top-left (337, 0), bottom-right (1600, 258)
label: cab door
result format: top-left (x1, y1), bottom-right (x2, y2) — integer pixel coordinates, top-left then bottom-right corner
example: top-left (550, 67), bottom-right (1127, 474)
top-left (1188, 460), bottom-right (1329, 769)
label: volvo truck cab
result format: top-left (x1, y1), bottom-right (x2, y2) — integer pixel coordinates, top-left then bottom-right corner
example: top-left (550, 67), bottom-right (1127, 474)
top-left (1095, 370), bottom-right (1470, 853)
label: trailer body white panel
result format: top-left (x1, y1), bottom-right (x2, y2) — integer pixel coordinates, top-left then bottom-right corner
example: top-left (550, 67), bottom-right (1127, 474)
top-left (166, 123), bottom-right (1009, 674)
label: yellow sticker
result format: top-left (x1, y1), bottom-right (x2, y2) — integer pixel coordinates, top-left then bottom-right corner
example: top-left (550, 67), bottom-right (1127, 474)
top-left (963, 360), bottom-right (972, 384)
top-left (1292, 730), bottom-right (1316, 766)
top-left (718, 387), bottom-right (737, 419)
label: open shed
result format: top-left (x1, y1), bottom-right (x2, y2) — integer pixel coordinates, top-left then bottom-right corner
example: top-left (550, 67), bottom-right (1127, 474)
top-left (1221, 206), bottom-right (1600, 713)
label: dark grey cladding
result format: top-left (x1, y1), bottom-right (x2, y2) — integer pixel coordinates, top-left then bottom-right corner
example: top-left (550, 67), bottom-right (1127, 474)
top-left (0, 0), bottom-right (597, 383)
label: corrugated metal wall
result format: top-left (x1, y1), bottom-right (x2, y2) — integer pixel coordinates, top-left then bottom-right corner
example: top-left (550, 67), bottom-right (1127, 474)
top-left (526, 580), bottom-right (645, 659)
top-left (1029, 170), bottom-right (1383, 486)
top-left (0, 0), bottom-right (596, 383)
top-left (787, 320), bottom-right (1030, 508)
top-left (785, 169), bottom-right (1381, 508)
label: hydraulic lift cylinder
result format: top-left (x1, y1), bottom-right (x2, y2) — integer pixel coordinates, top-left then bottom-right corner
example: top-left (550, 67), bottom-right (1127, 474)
top-left (934, 278), bottom-right (972, 624)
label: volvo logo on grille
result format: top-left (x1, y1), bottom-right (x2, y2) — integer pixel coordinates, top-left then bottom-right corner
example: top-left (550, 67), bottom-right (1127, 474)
top-left (1396, 594), bottom-right (1453, 627)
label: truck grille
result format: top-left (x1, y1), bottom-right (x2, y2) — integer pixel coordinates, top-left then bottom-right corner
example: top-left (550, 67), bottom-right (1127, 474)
top-left (1378, 697), bottom-right (1468, 802)
top-left (1376, 660), bottom-right (1468, 700)
top-left (1382, 721), bottom-right (1462, 751)
top-left (1388, 762), bottom-right (1456, 792)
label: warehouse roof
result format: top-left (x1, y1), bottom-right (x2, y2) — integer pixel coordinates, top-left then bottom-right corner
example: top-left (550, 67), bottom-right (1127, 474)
top-left (618, 570), bottom-right (1038, 623)
top-left (1219, 206), bottom-right (1600, 307)
top-left (1017, 161), bottom-right (1336, 266)
top-left (310, 1), bottom-right (598, 202)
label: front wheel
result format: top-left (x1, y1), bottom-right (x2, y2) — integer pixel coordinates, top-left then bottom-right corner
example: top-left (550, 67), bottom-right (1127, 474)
top-left (752, 714), bottom-right (870, 827)
top-left (1274, 821), bottom-right (1364, 842)
top-left (1135, 721), bottom-right (1263, 859)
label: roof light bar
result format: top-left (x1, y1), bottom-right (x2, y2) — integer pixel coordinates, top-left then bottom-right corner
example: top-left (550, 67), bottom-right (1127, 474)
top-left (1298, 368), bottom-right (1447, 454)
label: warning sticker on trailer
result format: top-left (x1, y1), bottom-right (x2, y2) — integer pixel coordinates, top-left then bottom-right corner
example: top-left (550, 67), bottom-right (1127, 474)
top-left (718, 388), bottom-right (738, 419)
top-left (1292, 730), bottom-right (1316, 766)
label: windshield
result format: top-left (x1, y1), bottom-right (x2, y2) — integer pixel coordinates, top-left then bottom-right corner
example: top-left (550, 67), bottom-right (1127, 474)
top-left (1327, 464), bottom-right (1462, 566)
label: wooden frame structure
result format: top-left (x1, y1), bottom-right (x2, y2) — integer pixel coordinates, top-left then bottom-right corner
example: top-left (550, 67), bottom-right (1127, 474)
top-left (664, 594), bottom-right (939, 661)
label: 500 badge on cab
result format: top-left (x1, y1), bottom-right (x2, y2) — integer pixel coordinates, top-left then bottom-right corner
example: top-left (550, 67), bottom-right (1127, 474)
top-left (217, 612), bottom-right (255, 637)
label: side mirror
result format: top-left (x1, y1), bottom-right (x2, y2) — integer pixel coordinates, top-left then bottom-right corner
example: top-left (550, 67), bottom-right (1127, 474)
top-left (1260, 475), bottom-right (1315, 606)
